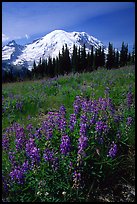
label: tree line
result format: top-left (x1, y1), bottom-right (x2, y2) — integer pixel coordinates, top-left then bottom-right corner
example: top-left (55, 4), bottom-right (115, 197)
top-left (2, 42), bottom-right (135, 82)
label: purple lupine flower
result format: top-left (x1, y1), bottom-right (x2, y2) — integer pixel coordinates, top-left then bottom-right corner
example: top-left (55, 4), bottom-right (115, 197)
top-left (108, 141), bottom-right (117, 158)
top-left (81, 100), bottom-right (88, 112)
top-left (59, 105), bottom-right (66, 116)
top-left (2, 134), bottom-right (9, 151)
top-left (80, 114), bottom-right (88, 125)
top-left (16, 101), bottom-right (23, 111)
top-left (43, 149), bottom-right (54, 162)
top-left (81, 99), bottom-right (88, 113)
top-left (58, 117), bottom-right (67, 133)
top-left (80, 123), bottom-right (87, 137)
top-left (126, 117), bottom-right (133, 126)
top-left (25, 138), bottom-right (40, 165)
top-left (116, 130), bottom-right (121, 139)
top-left (69, 113), bottom-right (76, 132)
top-left (91, 100), bottom-right (99, 114)
top-left (46, 128), bottom-right (53, 139)
top-left (15, 126), bottom-right (26, 151)
top-left (69, 161), bottom-right (73, 168)
top-left (86, 100), bottom-right (92, 113)
top-left (60, 134), bottom-right (71, 156)
top-left (99, 98), bottom-right (108, 111)
top-left (42, 120), bottom-right (53, 139)
top-left (9, 166), bottom-right (25, 184)
top-left (31, 147), bottom-right (40, 165)
top-left (15, 138), bottom-right (24, 151)
top-left (74, 105), bottom-right (80, 115)
top-left (73, 96), bottom-right (82, 114)
top-left (114, 115), bottom-right (122, 123)
top-left (95, 121), bottom-right (103, 134)
top-left (9, 93), bottom-right (14, 98)
top-left (78, 122), bottom-right (88, 158)
top-left (22, 160), bottom-right (29, 172)
top-left (97, 137), bottom-right (104, 144)
top-left (2, 176), bottom-right (9, 194)
top-left (8, 151), bottom-right (17, 166)
top-left (28, 133), bottom-right (35, 139)
top-left (107, 98), bottom-right (115, 115)
top-left (127, 92), bottom-right (133, 108)
top-left (15, 126), bottom-right (25, 139)
top-left (72, 170), bottom-right (81, 189)
top-left (78, 135), bottom-right (88, 157)
top-left (90, 115), bottom-right (96, 125)
top-left (26, 124), bottom-right (33, 131)
top-left (34, 128), bottom-right (43, 139)
top-left (48, 112), bottom-right (57, 129)
top-left (103, 124), bottom-right (109, 133)
top-left (42, 112), bottom-right (59, 136)
top-left (95, 121), bottom-right (109, 135)
top-left (52, 157), bottom-right (59, 171)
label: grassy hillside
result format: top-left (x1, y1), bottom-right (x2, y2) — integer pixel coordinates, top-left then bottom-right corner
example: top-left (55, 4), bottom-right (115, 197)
top-left (2, 65), bottom-right (135, 202)
top-left (2, 66), bottom-right (135, 127)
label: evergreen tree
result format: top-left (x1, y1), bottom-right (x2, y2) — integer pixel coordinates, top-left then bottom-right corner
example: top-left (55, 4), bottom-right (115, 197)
top-left (127, 52), bottom-right (131, 65)
top-left (61, 45), bottom-right (65, 74)
top-left (44, 59), bottom-right (48, 76)
top-left (10, 67), bottom-right (14, 81)
top-left (72, 44), bottom-right (78, 73)
top-left (115, 50), bottom-right (120, 68)
top-left (26, 69), bottom-right (32, 80)
top-left (41, 58), bottom-right (46, 77)
top-left (64, 44), bottom-right (71, 74)
top-left (72, 44), bottom-right (75, 73)
top-left (106, 42), bottom-right (115, 69)
top-left (94, 49), bottom-right (98, 70)
top-left (33, 60), bottom-right (37, 70)
top-left (32, 60), bottom-right (37, 77)
top-left (52, 58), bottom-right (56, 77)
top-left (81, 43), bottom-right (87, 72)
top-left (55, 57), bottom-right (59, 77)
top-left (86, 46), bottom-right (94, 72)
top-left (47, 56), bottom-right (53, 77)
top-left (58, 50), bottom-right (64, 75)
top-left (131, 43), bottom-right (135, 64)
top-left (86, 52), bottom-right (91, 72)
top-left (90, 46), bottom-right (94, 71)
top-left (120, 42), bottom-right (128, 67)
top-left (77, 46), bottom-right (82, 72)
top-left (94, 47), bottom-right (102, 69)
top-left (98, 46), bottom-right (102, 67)
top-left (100, 47), bottom-right (105, 67)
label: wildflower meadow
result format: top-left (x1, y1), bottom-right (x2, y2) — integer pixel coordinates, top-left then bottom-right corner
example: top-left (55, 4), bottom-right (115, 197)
top-left (2, 65), bottom-right (135, 202)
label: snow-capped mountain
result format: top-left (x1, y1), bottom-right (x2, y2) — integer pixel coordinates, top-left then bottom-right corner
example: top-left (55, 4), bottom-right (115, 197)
top-left (2, 40), bottom-right (24, 62)
top-left (2, 30), bottom-right (106, 70)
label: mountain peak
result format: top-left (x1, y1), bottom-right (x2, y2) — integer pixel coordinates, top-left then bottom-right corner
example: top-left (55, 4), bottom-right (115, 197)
top-left (7, 40), bottom-right (17, 46)
top-left (2, 30), bottom-right (106, 70)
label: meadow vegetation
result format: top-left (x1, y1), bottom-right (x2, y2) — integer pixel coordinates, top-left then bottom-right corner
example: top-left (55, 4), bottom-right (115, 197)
top-left (2, 65), bottom-right (135, 202)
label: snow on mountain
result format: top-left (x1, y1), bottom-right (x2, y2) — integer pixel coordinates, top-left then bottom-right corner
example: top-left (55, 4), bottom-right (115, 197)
top-left (2, 40), bottom-right (24, 62)
top-left (2, 30), bottom-right (106, 70)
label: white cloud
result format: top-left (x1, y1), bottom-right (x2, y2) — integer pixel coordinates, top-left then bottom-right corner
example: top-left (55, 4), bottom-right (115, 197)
top-left (14, 36), bottom-right (22, 40)
top-left (2, 33), bottom-right (9, 42)
top-left (25, 34), bottom-right (29, 39)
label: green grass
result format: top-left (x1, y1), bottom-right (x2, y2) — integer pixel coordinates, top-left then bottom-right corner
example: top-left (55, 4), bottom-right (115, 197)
top-left (2, 65), bottom-right (135, 146)
top-left (2, 65), bottom-right (135, 202)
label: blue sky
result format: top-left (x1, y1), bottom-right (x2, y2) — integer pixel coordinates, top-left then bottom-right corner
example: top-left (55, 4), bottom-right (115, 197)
top-left (2, 2), bottom-right (135, 51)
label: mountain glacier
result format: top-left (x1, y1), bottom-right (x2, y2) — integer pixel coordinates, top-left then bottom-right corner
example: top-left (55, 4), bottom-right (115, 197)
top-left (2, 30), bottom-right (106, 70)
